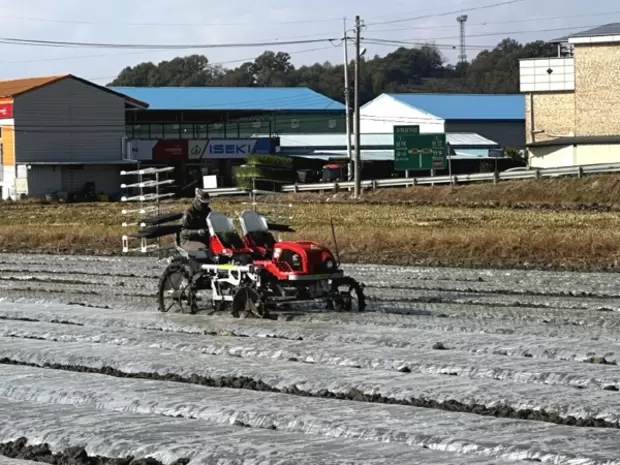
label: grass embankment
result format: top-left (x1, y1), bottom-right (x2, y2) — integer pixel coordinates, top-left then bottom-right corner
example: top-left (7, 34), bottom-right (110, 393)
top-left (2, 174), bottom-right (620, 271)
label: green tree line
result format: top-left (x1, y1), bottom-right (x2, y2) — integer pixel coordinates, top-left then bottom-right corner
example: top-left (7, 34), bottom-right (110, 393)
top-left (109, 38), bottom-right (558, 104)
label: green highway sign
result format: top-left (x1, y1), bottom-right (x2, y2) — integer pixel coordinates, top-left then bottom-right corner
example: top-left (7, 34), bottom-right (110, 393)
top-left (393, 126), bottom-right (446, 171)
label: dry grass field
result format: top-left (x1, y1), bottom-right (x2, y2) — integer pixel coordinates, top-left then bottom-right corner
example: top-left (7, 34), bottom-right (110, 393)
top-left (2, 175), bottom-right (620, 271)
top-left (268, 174), bottom-right (620, 208)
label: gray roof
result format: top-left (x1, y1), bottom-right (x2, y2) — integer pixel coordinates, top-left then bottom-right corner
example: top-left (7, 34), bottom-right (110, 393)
top-left (257, 132), bottom-right (500, 150)
top-left (550, 23), bottom-right (620, 42)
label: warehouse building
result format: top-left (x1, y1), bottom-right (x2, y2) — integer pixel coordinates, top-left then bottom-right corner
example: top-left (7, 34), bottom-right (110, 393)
top-left (520, 23), bottom-right (620, 167)
top-left (359, 93), bottom-right (525, 149)
top-left (0, 74), bottom-right (147, 200)
top-left (265, 132), bottom-right (515, 179)
top-left (111, 86), bottom-right (345, 189)
top-left (0, 75), bottom-right (346, 198)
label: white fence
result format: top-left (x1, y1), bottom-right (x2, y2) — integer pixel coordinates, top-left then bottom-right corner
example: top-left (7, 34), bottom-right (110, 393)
top-left (281, 162), bottom-right (620, 193)
top-left (200, 162), bottom-right (620, 196)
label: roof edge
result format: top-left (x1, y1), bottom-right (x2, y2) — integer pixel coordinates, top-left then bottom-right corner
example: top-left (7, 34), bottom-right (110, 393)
top-left (381, 93), bottom-right (445, 120)
top-left (9, 75), bottom-right (150, 108)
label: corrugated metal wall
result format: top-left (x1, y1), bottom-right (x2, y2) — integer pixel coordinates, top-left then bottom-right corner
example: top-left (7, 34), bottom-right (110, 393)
top-left (25, 164), bottom-right (121, 197)
top-left (59, 165), bottom-right (121, 195)
top-left (13, 77), bottom-right (126, 163)
top-left (445, 121), bottom-right (525, 149)
top-left (26, 165), bottom-right (61, 196)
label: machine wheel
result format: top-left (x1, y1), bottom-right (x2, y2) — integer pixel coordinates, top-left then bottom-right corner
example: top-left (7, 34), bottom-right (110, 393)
top-left (157, 263), bottom-right (197, 314)
top-left (330, 277), bottom-right (366, 313)
top-left (231, 286), bottom-right (269, 319)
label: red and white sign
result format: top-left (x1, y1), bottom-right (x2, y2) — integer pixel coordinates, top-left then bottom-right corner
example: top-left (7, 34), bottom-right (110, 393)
top-left (0, 102), bottom-right (13, 119)
top-left (128, 139), bottom-right (188, 162)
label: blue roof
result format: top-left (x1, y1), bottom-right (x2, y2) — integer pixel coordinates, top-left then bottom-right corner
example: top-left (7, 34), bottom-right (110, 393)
top-left (385, 93), bottom-right (525, 120)
top-left (107, 86), bottom-right (345, 111)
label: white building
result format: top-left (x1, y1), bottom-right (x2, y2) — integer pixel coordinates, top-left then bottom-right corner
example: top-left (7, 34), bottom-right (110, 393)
top-left (360, 93), bottom-right (525, 149)
top-left (0, 74), bottom-right (147, 200)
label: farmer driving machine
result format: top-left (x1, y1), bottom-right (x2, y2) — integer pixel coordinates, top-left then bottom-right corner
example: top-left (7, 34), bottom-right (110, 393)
top-left (124, 207), bottom-right (366, 319)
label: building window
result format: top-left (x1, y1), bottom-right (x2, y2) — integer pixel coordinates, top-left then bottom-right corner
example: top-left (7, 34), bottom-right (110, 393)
top-left (134, 125), bottom-right (149, 138)
top-left (163, 124), bottom-right (180, 139)
top-left (195, 124), bottom-right (208, 138)
top-left (180, 124), bottom-right (193, 139)
top-left (149, 124), bottom-right (163, 138)
top-left (209, 123), bottom-right (225, 138)
top-left (125, 125), bottom-right (134, 137)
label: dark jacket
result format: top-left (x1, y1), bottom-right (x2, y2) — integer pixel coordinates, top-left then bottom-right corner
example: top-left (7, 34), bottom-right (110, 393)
top-left (180, 200), bottom-right (212, 245)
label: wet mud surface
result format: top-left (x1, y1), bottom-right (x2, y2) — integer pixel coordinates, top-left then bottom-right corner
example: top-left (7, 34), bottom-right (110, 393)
top-left (2, 253), bottom-right (620, 464)
top-left (0, 438), bottom-right (189, 465)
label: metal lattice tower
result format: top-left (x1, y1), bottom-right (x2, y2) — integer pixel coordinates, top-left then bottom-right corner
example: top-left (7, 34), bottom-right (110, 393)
top-left (457, 15), bottom-right (468, 63)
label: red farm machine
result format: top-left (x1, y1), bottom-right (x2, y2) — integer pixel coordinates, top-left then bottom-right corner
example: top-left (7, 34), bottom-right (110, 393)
top-left (120, 170), bottom-right (365, 319)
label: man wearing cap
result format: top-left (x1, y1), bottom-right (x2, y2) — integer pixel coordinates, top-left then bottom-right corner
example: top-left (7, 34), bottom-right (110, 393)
top-left (180, 188), bottom-right (212, 252)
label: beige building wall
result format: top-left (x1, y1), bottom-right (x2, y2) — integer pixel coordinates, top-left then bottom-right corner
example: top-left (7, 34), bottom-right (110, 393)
top-left (526, 92), bottom-right (575, 144)
top-left (573, 44), bottom-right (620, 135)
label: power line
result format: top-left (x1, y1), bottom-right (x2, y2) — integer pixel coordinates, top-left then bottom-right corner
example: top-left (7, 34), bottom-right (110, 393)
top-left (365, 9), bottom-right (620, 34)
top-left (0, 0), bottom-right (529, 29)
top-left (364, 23), bottom-right (606, 44)
top-left (361, 39), bottom-right (491, 50)
top-left (0, 45), bottom-right (336, 66)
top-left (0, 36), bottom-right (339, 50)
top-left (0, 14), bottom-right (346, 27)
top-left (365, 0), bottom-right (526, 27)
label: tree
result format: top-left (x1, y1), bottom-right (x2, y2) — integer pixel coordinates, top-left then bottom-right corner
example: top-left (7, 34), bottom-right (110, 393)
top-left (108, 38), bottom-right (559, 99)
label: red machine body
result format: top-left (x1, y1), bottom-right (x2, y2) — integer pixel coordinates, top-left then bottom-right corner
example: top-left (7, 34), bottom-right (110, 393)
top-left (206, 210), bottom-right (340, 281)
top-left (209, 231), bottom-right (253, 257)
top-left (252, 240), bottom-right (338, 280)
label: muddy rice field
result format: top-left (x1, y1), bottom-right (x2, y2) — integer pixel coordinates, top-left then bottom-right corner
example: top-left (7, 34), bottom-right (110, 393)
top-left (1, 252), bottom-right (620, 464)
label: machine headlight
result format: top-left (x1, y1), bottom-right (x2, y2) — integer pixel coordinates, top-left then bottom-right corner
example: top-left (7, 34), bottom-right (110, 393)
top-left (325, 259), bottom-right (334, 269)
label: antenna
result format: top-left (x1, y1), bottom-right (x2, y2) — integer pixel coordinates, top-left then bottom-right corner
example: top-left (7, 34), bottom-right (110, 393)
top-left (457, 14), bottom-right (468, 63)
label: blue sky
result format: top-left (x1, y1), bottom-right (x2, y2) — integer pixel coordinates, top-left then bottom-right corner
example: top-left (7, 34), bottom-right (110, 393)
top-left (0, 0), bottom-right (615, 84)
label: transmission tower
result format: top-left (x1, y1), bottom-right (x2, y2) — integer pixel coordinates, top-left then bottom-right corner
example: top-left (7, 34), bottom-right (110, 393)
top-left (457, 14), bottom-right (468, 63)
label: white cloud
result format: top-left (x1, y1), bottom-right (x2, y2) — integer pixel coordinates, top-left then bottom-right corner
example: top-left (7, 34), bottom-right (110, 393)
top-left (0, 0), bottom-right (615, 83)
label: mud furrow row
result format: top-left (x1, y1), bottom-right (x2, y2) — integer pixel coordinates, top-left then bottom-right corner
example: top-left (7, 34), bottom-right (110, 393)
top-left (1, 398), bottom-right (470, 465)
top-left (7, 268), bottom-right (620, 300)
top-left (2, 319), bottom-right (619, 383)
top-left (1, 300), bottom-right (618, 351)
top-left (0, 364), bottom-right (618, 465)
top-left (1, 337), bottom-right (619, 425)
top-left (5, 268), bottom-right (620, 308)
top-left (4, 271), bottom-right (620, 317)
top-left (0, 438), bottom-right (188, 465)
top-left (4, 284), bottom-right (620, 337)
top-left (2, 316), bottom-right (618, 364)
top-left (4, 253), bottom-right (620, 298)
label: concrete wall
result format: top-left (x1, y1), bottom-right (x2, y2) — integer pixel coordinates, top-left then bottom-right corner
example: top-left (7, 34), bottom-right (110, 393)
top-left (529, 144), bottom-right (620, 168)
top-left (525, 44), bottom-right (620, 144)
top-left (526, 92), bottom-right (575, 144)
top-left (574, 44), bottom-right (620, 136)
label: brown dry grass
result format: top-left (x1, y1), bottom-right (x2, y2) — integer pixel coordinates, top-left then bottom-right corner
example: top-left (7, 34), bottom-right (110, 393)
top-left (258, 174), bottom-right (620, 208)
top-left (1, 196), bottom-right (620, 271)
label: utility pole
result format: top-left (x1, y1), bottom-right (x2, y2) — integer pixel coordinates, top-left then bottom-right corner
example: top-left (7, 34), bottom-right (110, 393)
top-left (353, 15), bottom-right (362, 198)
top-left (342, 18), bottom-right (353, 181)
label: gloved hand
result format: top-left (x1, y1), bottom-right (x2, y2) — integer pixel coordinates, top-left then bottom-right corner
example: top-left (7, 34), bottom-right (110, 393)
top-left (197, 229), bottom-right (208, 236)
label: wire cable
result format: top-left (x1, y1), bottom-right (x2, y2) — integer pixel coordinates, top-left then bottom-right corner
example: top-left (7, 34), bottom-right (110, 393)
top-left (365, 9), bottom-right (620, 34)
top-left (363, 23), bottom-right (604, 44)
top-left (364, 0), bottom-right (526, 27)
top-left (0, 37), bottom-right (339, 50)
